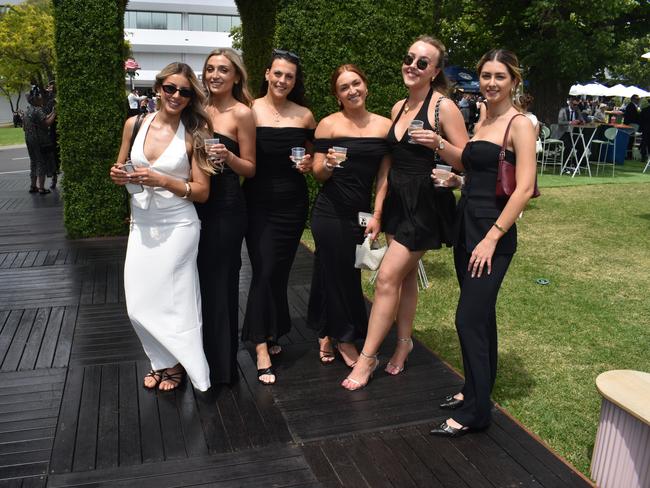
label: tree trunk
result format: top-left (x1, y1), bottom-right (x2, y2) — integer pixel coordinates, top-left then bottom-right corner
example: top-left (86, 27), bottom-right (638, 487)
top-left (528, 75), bottom-right (571, 129)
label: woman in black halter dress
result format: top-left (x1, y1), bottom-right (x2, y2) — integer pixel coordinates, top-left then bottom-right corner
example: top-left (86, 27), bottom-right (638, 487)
top-left (343, 36), bottom-right (469, 390)
top-left (242, 50), bottom-right (317, 385)
top-left (429, 49), bottom-right (536, 436)
top-left (308, 64), bottom-right (392, 368)
top-left (196, 48), bottom-right (256, 385)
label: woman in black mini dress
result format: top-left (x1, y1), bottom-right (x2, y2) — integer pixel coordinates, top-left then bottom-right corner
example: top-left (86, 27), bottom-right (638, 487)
top-left (343, 36), bottom-right (468, 390)
top-left (242, 50), bottom-right (317, 385)
top-left (308, 64), bottom-right (392, 369)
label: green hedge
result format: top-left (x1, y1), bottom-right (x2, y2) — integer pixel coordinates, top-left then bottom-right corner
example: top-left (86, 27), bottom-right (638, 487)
top-left (274, 0), bottom-right (437, 213)
top-left (54, 0), bottom-right (129, 238)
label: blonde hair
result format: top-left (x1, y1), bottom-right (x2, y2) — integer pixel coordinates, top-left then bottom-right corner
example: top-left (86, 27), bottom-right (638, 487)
top-left (414, 35), bottom-right (450, 96)
top-left (154, 62), bottom-right (214, 175)
top-left (202, 48), bottom-right (253, 107)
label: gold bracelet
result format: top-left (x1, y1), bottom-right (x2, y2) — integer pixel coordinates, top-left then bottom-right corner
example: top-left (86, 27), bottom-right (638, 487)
top-left (182, 182), bottom-right (192, 199)
top-left (493, 222), bottom-right (507, 233)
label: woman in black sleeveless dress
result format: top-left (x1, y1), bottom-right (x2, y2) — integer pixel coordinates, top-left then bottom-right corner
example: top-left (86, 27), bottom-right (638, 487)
top-left (343, 36), bottom-right (468, 390)
top-left (242, 50), bottom-right (317, 384)
top-left (429, 50), bottom-right (536, 436)
top-left (196, 48), bottom-right (256, 385)
top-left (308, 64), bottom-right (392, 369)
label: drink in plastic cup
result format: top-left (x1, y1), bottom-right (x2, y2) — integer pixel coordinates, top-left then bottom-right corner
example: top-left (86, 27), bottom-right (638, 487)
top-left (291, 146), bottom-right (306, 168)
top-left (408, 119), bottom-right (424, 143)
top-left (331, 146), bottom-right (347, 168)
top-left (204, 138), bottom-right (224, 172)
top-left (433, 164), bottom-right (453, 187)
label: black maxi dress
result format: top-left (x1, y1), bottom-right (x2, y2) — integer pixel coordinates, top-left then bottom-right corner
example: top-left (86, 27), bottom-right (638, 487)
top-left (195, 133), bottom-right (246, 385)
top-left (383, 87), bottom-right (456, 250)
top-left (307, 137), bottom-right (390, 342)
top-left (241, 127), bottom-right (313, 344)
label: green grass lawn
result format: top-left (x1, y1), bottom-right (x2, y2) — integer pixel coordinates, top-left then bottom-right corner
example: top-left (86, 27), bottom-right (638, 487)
top-left (301, 165), bottom-right (650, 476)
top-left (0, 127), bottom-right (25, 146)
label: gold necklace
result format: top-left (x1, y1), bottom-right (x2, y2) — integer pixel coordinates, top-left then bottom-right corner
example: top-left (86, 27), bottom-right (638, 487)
top-left (265, 96), bottom-right (283, 123)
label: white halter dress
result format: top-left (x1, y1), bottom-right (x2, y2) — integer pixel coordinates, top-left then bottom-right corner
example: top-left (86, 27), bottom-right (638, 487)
top-left (124, 113), bottom-right (210, 391)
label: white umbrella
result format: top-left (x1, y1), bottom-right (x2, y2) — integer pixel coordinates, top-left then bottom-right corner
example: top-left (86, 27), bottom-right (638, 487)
top-left (642, 52), bottom-right (650, 59)
top-left (623, 86), bottom-right (650, 98)
top-left (582, 83), bottom-right (610, 96)
top-left (569, 84), bottom-right (587, 96)
top-left (605, 84), bottom-right (630, 97)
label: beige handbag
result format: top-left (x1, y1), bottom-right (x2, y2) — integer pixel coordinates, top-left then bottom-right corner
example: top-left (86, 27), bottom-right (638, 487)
top-left (354, 236), bottom-right (387, 271)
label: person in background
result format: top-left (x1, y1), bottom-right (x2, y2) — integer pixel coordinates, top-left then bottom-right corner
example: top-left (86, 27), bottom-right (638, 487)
top-left (554, 97), bottom-right (585, 138)
top-left (519, 94), bottom-right (540, 137)
top-left (109, 62), bottom-right (213, 392)
top-left (44, 80), bottom-right (60, 190)
top-left (430, 48), bottom-right (536, 437)
top-left (639, 100), bottom-right (650, 160)
top-left (196, 48), bottom-right (256, 386)
top-left (623, 94), bottom-right (641, 126)
top-left (241, 49), bottom-right (316, 384)
top-left (593, 103), bottom-right (607, 123)
top-left (22, 92), bottom-right (56, 195)
top-left (127, 88), bottom-right (147, 117)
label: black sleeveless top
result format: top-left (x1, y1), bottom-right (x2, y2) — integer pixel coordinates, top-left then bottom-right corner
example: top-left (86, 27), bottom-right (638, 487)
top-left (454, 140), bottom-right (517, 254)
top-left (195, 132), bottom-right (245, 216)
top-left (243, 127), bottom-right (313, 203)
top-left (312, 137), bottom-right (389, 219)
top-left (382, 87), bottom-right (456, 251)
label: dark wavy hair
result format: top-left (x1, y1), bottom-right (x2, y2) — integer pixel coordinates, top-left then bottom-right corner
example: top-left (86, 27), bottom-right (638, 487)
top-left (259, 49), bottom-right (308, 107)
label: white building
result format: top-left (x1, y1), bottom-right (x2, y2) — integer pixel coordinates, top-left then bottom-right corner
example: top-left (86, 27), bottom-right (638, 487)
top-left (124, 0), bottom-right (239, 90)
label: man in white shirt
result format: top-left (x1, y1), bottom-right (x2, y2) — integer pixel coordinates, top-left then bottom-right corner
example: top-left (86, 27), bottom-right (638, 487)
top-left (127, 89), bottom-right (146, 117)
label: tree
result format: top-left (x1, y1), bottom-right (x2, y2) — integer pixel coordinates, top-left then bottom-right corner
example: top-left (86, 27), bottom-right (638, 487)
top-left (435, 0), bottom-right (649, 123)
top-left (234, 0), bottom-right (279, 97)
top-left (0, 0), bottom-right (55, 96)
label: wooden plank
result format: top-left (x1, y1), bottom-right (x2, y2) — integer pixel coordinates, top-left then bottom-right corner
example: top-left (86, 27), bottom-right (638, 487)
top-left (96, 363), bottom-right (119, 470)
top-left (52, 306), bottom-right (77, 369)
top-left (18, 308), bottom-right (50, 371)
top-left (319, 439), bottom-right (369, 487)
top-left (214, 386), bottom-right (251, 452)
top-left (105, 262), bottom-right (119, 304)
top-left (117, 362), bottom-right (141, 466)
top-left (300, 443), bottom-right (342, 488)
top-left (92, 264), bottom-right (107, 305)
top-left (156, 391), bottom-right (187, 460)
top-left (2, 309), bottom-right (37, 372)
top-left (174, 386), bottom-right (208, 458)
top-left (194, 385), bottom-right (231, 454)
top-left (49, 367), bottom-right (82, 475)
top-left (0, 310), bottom-right (24, 368)
top-left (34, 306), bottom-right (64, 369)
top-left (0, 428), bottom-right (55, 445)
top-left (72, 366), bottom-right (101, 472)
top-left (135, 361), bottom-right (164, 464)
top-left (21, 251), bottom-right (39, 268)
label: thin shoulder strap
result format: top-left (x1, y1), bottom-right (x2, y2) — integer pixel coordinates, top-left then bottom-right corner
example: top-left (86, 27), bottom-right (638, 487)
top-left (128, 113), bottom-right (145, 159)
top-left (499, 113), bottom-right (525, 160)
top-left (433, 95), bottom-right (447, 135)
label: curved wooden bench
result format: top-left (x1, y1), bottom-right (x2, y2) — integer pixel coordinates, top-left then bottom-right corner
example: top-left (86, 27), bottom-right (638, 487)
top-left (591, 370), bottom-right (650, 488)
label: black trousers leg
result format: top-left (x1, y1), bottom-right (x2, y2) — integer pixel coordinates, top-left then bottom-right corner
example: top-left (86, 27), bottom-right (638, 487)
top-left (452, 246), bottom-right (513, 428)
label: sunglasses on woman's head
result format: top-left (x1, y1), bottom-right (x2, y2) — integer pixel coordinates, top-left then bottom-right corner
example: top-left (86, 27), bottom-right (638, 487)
top-left (273, 48), bottom-right (300, 62)
top-left (403, 54), bottom-right (429, 71)
top-left (161, 84), bottom-right (193, 98)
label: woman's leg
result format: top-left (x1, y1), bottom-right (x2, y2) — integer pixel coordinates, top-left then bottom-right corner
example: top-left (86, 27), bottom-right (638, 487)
top-left (342, 239), bottom-right (423, 389)
top-left (385, 263), bottom-right (418, 374)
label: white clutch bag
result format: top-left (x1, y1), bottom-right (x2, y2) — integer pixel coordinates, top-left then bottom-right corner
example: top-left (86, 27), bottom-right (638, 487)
top-left (355, 236), bottom-right (387, 271)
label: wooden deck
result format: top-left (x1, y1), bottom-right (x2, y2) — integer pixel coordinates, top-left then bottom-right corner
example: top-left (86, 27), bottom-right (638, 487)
top-left (0, 167), bottom-right (593, 487)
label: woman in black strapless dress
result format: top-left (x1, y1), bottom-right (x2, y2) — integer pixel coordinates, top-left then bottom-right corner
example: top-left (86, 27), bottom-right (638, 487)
top-left (343, 36), bottom-right (469, 390)
top-left (429, 49), bottom-right (536, 436)
top-left (308, 64), bottom-right (392, 369)
top-left (196, 48), bottom-right (256, 385)
top-left (242, 50), bottom-right (317, 385)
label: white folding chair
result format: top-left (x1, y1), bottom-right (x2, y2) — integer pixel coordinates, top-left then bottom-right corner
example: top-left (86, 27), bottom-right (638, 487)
top-left (540, 125), bottom-right (564, 174)
top-left (643, 155), bottom-right (650, 174)
top-left (591, 127), bottom-right (618, 176)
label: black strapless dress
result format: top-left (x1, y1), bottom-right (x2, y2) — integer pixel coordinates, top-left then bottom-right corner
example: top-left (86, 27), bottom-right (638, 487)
top-left (383, 87), bottom-right (456, 251)
top-left (195, 133), bottom-right (246, 385)
top-left (240, 127), bottom-right (313, 344)
top-left (307, 137), bottom-right (390, 342)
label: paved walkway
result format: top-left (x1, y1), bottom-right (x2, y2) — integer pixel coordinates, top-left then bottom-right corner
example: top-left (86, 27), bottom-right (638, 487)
top-left (0, 172), bottom-right (593, 487)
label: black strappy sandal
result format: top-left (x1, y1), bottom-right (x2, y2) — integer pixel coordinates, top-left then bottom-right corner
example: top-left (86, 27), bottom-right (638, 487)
top-left (143, 369), bottom-right (164, 389)
top-left (257, 366), bottom-right (275, 385)
top-left (159, 367), bottom-right (185, 391)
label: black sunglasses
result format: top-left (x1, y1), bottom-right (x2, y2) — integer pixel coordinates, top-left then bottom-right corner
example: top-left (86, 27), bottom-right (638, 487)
top-left (161, 84), bottom-right (193, 98)
top-left (273, 48), bottom-right (301, 62)
top-left (403, 54), bottom-right (429, 71)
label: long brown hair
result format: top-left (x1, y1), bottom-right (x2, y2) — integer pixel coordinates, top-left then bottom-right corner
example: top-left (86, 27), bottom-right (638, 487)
top-left (477, 49), bottom-right (523, 111)
top-left (202, 48), bottom-right (253, 107)
top-left (154, 62), bottom-right (214, 175)
top-left (414, 35), bottom-right (450, 96)
top-left (329, 64), bottom-right (369, 110)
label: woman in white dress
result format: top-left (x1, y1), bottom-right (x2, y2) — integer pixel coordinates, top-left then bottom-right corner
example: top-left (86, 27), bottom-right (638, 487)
top-left (110, 62), bottom-right (214, 391)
